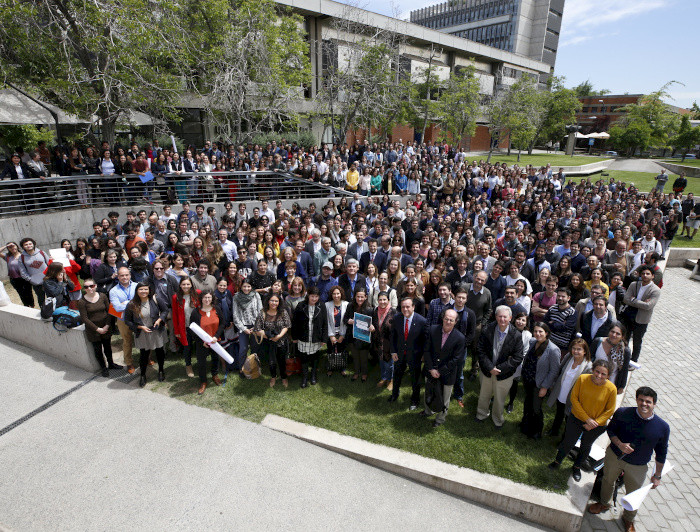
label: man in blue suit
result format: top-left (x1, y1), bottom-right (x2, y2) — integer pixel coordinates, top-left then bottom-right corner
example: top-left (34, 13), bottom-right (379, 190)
top-left (388, 296), bottom-right (428, 410)
top-left (359, 238), bottom-right (387, 273)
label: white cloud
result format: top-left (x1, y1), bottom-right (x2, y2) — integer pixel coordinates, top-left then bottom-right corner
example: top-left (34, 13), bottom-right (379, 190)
top-left (560, 0), bottom-right (669, 47)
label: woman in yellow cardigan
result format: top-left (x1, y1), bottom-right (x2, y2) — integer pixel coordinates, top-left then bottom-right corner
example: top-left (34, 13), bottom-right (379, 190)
top-left (583, 267), bottom-right (610, 298)
top-left (345, 162), bottom-right (359, 192)
top-left (549, 359), bottom-right (617, 482)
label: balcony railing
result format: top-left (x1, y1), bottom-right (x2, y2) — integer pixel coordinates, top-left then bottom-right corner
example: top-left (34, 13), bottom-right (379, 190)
top-left (0, 170), bottom-right (354, 217)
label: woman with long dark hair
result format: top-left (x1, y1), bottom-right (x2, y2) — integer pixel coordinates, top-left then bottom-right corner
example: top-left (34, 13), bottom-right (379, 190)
top-left (519, 323), bottom-right (560, 440)
top-left (253, 293), bottom-right (291, 388)
top-left (124, 282), bottom-right (167, 387)
top-left (371, 291), bottom-right (396, 390)
top-left (343, 288), bottom-right (373, 382)
top-left (172, 277), bottom-right (200, 378)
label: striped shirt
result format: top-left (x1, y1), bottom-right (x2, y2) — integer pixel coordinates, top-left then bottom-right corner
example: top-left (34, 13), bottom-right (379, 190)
top-left (545, 304), bottom-right (577, 350)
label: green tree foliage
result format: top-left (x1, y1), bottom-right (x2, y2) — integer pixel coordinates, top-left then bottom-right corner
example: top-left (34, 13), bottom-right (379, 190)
top-left (610, 82), bottom-right (681, 155)
top-left (572, 80), bottom-right (610, 98)
top-left (435, 64), bottom-right (480, 147)
top-left (530, 78), bottom-right (581, 153)
top-left (0, 125), bottom-right (55, 155)
top-left (670, 115), bottom-right (700, 160)
top-left (194, 0), bottom-right (311, 143)
top-left (0, 0), bottom-right (188, 145)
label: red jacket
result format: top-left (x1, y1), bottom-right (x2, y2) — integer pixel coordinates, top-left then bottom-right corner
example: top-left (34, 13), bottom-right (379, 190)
top-left (171, 290), bottom-right (201, 346)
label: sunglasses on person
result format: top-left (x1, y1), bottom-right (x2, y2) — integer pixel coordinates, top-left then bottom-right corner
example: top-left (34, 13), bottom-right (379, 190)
top-left (84, 284), bottom-right (96, 289)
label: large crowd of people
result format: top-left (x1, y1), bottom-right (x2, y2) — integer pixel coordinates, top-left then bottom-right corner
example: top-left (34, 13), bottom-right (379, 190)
top-left (2, 138), bottom-right (674, 530)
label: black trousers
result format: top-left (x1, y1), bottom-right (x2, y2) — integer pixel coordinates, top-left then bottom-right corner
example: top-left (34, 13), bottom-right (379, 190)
top-left (624, 320), bottom-right (648, 362)
top-left (555, 415), bottom-right (607, 467)
top-left (140, 347), bottom-right (165, 375)
top-left (550, 400), bottom-right (567, 435)
top-left (259, 340), bottom-right (287, 379)
top-left (195, 341), bottom-right (218, 384)
top-left (521, 380), bottom-right (545, 437)
top-left (10, 277), bottom-right (35, 307)
top-left (91, 338), bottom-right (114, 369)
top-left (391, 355), bottom-right (422, 405)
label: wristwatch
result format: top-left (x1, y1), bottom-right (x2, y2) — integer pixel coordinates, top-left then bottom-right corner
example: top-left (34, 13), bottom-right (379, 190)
top-left (651, 474), bottom-right (662, 480)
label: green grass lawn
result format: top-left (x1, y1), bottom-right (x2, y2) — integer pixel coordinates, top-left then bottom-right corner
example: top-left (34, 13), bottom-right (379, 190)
top-left (474, 153), bottom-right (610, 167)
top-left (148, 354), bottom-right (571, 492)
top-left (663, 159), bottom-right (700, 168)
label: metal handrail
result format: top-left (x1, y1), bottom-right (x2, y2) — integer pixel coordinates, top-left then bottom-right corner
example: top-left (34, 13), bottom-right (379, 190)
top-left (0, 170), bottom-right (354, 217)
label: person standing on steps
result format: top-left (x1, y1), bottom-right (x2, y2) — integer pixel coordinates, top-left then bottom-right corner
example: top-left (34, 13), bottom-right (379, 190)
top-left (588, 386), bottom-right (670, 532)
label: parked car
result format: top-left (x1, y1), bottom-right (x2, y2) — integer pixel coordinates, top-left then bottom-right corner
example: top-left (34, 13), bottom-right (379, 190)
top-left (605, 151), bottom-right (618, 157)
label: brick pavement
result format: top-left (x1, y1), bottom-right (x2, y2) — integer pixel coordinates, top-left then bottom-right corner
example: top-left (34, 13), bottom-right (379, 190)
top-left (582, 267), bottom-right (700, 532)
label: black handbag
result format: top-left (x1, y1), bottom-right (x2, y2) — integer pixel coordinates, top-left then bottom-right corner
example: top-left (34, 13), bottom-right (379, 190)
top-left (327, 343), bottom-right (347, 371)
top-left (424, 376), bottom-right (445, 413)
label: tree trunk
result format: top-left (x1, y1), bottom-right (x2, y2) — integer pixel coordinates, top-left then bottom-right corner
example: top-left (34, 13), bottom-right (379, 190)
top-left (527, 139), bottom-right (535, 155)
top-left (101, 117), bottom-right (117, 148)
top-left (517, 147), bottom-right (522, 162)
top-left (487, 133), bottom-right (494, 163)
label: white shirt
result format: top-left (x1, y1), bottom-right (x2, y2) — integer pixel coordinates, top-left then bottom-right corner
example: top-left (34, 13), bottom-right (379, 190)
top-left (636, 282), bottom-right (651, 301)
top-left (260, 208), bottom-right (276, 224)
top-left (591, 311), bottom-right (609, 339)
top-left (219, 239), bottom-right (237, 262)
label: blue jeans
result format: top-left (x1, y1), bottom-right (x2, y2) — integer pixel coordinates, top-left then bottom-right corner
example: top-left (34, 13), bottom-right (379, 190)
top-left (237, 332), bottom-right (251, 369)
top-left (452, 348), bottom-right (470, 400)
top-left (380, 357), bottom-right (394, 381)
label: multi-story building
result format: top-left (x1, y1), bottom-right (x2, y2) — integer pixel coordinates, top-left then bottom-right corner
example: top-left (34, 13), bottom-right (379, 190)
top-left (409, 0), bottom-right (565, 73)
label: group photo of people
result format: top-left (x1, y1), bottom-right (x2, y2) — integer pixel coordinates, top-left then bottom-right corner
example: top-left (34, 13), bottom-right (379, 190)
top-left (2, 137), bottom-right (672, 517)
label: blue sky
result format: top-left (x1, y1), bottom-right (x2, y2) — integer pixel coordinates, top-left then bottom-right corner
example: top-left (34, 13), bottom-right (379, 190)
top-left (336, 0), bottom-right (699, 108)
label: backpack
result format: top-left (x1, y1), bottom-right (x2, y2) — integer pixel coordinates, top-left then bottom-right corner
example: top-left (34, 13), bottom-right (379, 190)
top-left (52, 306), bottom-right (82, 331)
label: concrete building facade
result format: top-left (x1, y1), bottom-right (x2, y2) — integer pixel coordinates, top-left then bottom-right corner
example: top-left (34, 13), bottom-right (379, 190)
top-left (409, 0), bottom-right (564, 72)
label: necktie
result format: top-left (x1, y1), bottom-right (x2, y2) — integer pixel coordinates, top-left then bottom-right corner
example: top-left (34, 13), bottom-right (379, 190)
top-left (404, 318), bottom-right (409, 340)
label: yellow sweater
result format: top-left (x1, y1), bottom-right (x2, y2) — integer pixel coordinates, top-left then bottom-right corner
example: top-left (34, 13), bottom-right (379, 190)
top-left (346, 169), bottom-right (359, 190)
top-left (570, 374), bottom-right (617, 426)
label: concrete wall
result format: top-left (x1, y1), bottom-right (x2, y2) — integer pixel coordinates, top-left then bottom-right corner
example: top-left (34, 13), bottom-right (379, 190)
top-left (657, 161), bottom-right (700, 178)
top-left (0, 303), bottom-right (101, 372)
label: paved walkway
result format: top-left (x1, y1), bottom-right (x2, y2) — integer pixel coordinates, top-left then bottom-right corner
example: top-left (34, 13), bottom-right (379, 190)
top-left (582, 267), bottom-right (700, 532)
top-left (0, 339), bottom-right (546, 531)
top-left (607, 158), bottom-right (664, 174)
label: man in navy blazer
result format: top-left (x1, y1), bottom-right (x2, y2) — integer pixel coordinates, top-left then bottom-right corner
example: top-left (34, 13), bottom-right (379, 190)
top-left (359, 238), bottom-right (387, 273)
top-left (420, 310), bottom-right (466, 427)
top-left (388, 296), bottom-right (428, 409)
top-left (295, 240), bottom-right (314, 282)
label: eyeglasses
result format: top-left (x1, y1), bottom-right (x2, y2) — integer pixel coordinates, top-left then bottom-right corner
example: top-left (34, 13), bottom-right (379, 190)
top-left (153, 267), bottom-right (164, 270)
top-left (84, 284), bottom-right (96, 289)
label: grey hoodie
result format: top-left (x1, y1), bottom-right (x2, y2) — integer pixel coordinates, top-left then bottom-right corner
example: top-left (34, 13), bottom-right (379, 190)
top-left (19, 249), bottom-right (49, 286)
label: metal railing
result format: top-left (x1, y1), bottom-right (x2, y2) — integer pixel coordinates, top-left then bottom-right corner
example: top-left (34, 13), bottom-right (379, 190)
top-left (0, 171), bottom-right (354, 217)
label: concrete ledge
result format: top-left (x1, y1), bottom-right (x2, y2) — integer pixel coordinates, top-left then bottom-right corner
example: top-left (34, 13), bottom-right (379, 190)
top-left (262, 413), bottom-right (591, 532)
top-left (657, 161), bottom-right (700, 178)
top-left (559, 160), bottom-right (612, 176)
top-left (665, 247), bottom-right (700, 268)
top-left (0, 303), bottom-right (100, 373)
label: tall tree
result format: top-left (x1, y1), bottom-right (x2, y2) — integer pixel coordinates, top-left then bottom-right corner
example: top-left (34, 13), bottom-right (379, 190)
top-left (435, 64), bottom-right (480, 148)
top-left (0, 0), bottom-right (189, 145)
top-left (670, 115), bottom-right (700, 161)
top-left (612, 82), bottom-right (681, 155)
top-left (194, 0), bottom-right (311, 143)
top-left (572, 80), bottom-right (610, 98)
top-left (528, 77), bottom-right (581, 154)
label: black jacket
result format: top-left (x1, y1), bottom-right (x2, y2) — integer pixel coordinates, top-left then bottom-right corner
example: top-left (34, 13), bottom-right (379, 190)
top-left (189, 305), bottom-right (226, 342)
top-left (580, 310), bottom-right (614, 346)
top-left (291, 301), bottom-right (328, 343)
top-left (477, 322), bottom-right (523, 380)
top-left (43, 278), bottom-right (75, 308)
top-left (337, 273), bottom-right (366, 302)
top-left (124, 297), bottom-right (168, 338)
top-left (424, 325), bottom-right (466, 385)
top-left (93, 260), bottom-right (127, 293)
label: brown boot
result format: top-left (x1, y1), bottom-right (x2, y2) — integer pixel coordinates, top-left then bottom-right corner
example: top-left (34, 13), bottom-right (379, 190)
top-left (587, 502), bottom-right (610, 515)
top-left (197, 382), bottom-right (207, 395)
top-left (623, 520), bottom-right (636, 532)
top-left (212, 375), bottom-right (222, 386)
top-left (377, 379), bottom-right (386, 388)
